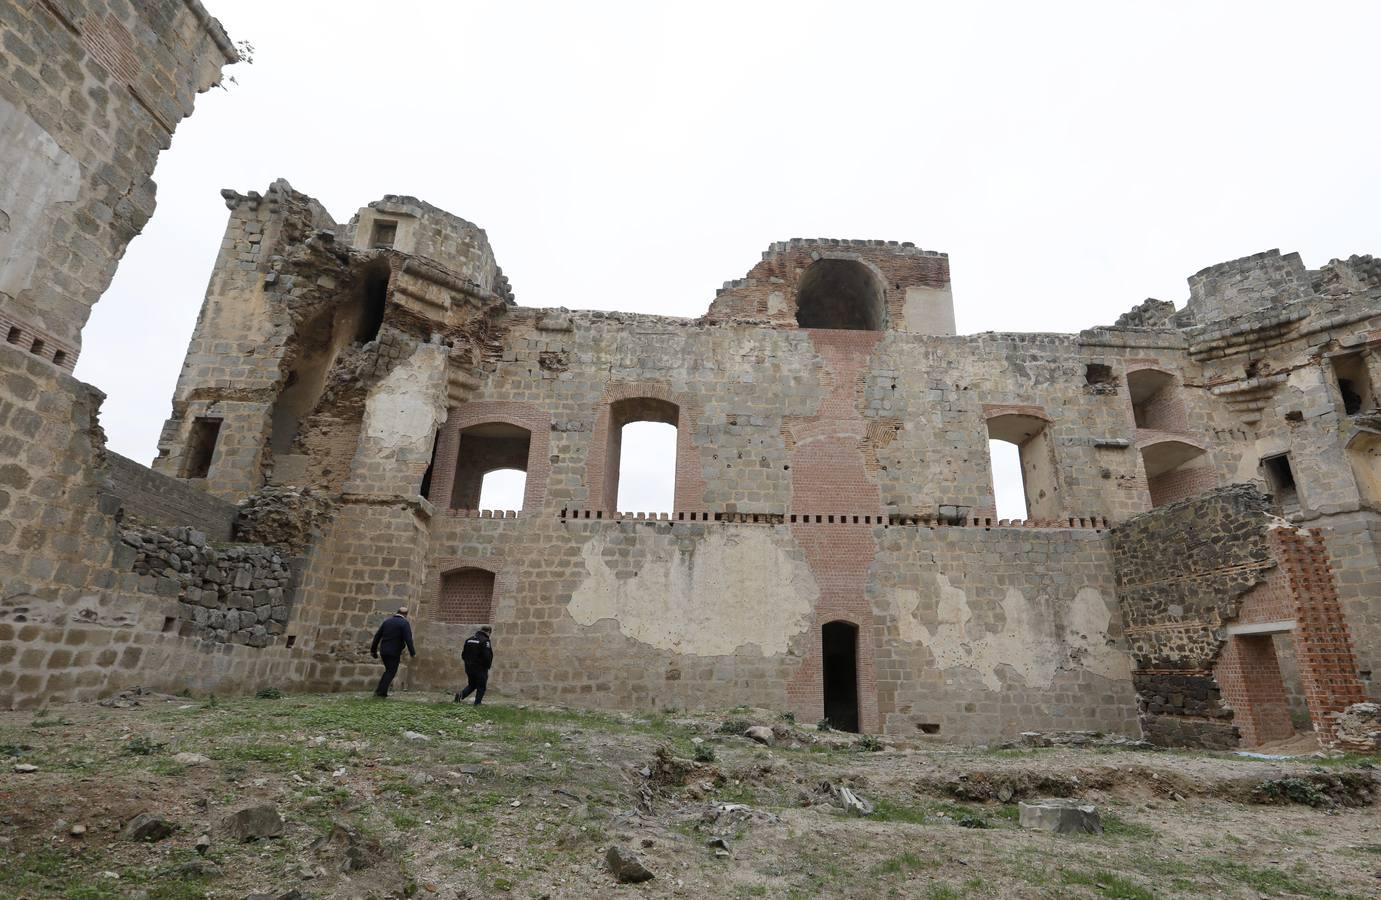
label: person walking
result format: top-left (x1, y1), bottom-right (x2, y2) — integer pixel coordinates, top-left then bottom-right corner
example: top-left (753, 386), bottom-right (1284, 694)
top-left (455, 625), bottom-right (493, 705)
top-left (370, 606), bottom-right (416, 698)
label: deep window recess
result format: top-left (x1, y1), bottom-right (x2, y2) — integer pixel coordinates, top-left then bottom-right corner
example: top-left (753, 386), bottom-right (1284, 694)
top-left (184, 417), bottom-right (223, 479)
top-left (1331, 353), bottom-right (1375, 416)
top-left (1262, 454), bottom-right (1299, 513)
top-left (986, 414), bottom-right (1060, 520)
top-left (1127, 369), bottom-right (1182, 431)
top-left (370, 220), bottom-right (398, 250)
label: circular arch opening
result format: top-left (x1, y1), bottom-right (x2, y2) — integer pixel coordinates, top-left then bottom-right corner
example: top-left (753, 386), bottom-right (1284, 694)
top-left (795, 259), bottom-right (886, 331)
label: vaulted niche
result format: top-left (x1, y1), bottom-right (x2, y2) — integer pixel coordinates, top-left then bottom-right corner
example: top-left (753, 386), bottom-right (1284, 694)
top-left (438, 566), bottom-right (496, 625)
top-left (1331, 352), bottom-right (1375, 416)
top-left (450, 422), bottom-right (532, 511)
top-left (795, 259), bottom-right (886, 331)
top-left (269, 258), bottom-right (389, 459)
top-left (986, 413), bottom-right (1060, 520)
top-left (1141, 438), bottom-right (1212, 508)
top-left (1127, 368), bottom-right (1183, 431)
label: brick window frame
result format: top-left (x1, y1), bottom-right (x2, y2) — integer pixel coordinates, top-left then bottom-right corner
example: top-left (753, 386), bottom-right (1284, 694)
top-left (586, 383), bottom-right (707, 514)
top-left (436, 566), bottom-right (497, 625)
top-left (428, 402), bottom-right (551, 513)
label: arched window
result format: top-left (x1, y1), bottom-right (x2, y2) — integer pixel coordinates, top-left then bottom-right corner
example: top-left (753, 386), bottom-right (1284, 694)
top-left (986, 413), bottom-right (1060, 520)
top-left (450, 422), bottom-right (532, 510)
top-left (795, 259), bottom-right (886, 331)
top-left (437, 567), bottom-right (496, 625)
top-left (601, 398), bottom-right (679, 513)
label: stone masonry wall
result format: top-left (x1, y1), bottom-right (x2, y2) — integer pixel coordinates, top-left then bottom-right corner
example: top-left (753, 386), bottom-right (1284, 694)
top-left (0, 0), bottom-right (236, 354)
top-left (117, 522), bottom-right (295, 647)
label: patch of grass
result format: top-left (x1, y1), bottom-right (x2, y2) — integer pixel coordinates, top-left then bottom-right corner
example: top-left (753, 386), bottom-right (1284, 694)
top-left (1102, 811), bottom-right (1156, 839)
top-left (255, 686), bottom-right (283, 700)
top-left (1060, 868), bottom-right (1159, 900)
top-left (853, 734), bottom-right (883, 752)
top-left (716, 718), bottom-right (752, 735)
top-left (390, 811), bottom-right (422, 830)
top-left (870, 798), bottom-right (929, 825)
top-left (925, 886), bottom-right (962, 900)
top-left (693, 743), bottom-right (717, 763)
top-left (124, 736), bottom-right (167, 756)
top-left (1199, 859), bottom-right (1352, 898)
top-left (871, 851), bottom-right (936, 876)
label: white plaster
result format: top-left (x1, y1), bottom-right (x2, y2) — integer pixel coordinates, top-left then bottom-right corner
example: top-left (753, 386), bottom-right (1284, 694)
top-left (567, 528), bottom-right (817, 656)
top-left (901, 285), bottom-right (957, 336)
top-left (893, 575), bottom-right (1126, 689)
top-left (362, 344), bottom-right (447, 450)
top-left (0, 96), bottom-right (81, 297)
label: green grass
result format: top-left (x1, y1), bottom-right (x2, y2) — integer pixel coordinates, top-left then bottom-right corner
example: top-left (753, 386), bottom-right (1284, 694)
top-left (1061, 868), bottom-right (1159, 900)
top-left (871, 851), bottom-right (937, 876)
top-left (871, 798), bottom-right (930, 825)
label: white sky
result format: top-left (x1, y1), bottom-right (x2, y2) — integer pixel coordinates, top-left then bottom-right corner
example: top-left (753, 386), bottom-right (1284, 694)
top-left (76, 1), bottom-right (1381, 517)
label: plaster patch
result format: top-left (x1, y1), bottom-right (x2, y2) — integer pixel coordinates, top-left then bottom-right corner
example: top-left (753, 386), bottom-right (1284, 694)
top-left (362, 344), bottom-right (447, 451)
top-left (568, 528), bottom-right (817, 656)
top-left (0, 96), bottom-right (81, 297)
top-left (894, 575), bottom-right (1126, 689)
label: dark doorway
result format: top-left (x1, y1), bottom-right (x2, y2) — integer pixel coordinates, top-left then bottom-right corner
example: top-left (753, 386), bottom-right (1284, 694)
top-left (822, 621), bottom-right (860, 733)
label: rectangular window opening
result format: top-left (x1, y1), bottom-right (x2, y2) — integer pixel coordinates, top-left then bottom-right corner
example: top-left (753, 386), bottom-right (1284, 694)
top-left (29, 338), bottom-right (44, 356)
top-left (161, 616), bottom-right (177, 633)
top-left (5, 326), bottom-right (21, 344)
top-left (52, 350), bottom-right (66, 366)
top-left (285, 635), bottom-right (297, 649)
top-left (370, 219), bottom-right (398, 250)
top-left (1262, 453), bottom-right (1299, 512)
top-left (184, 417), bottom-right (223, 479)
top-left (1330, 353), bottom-right (1374, 416)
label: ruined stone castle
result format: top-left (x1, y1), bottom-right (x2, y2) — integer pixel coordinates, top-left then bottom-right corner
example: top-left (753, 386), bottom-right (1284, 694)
top-left (2, 2), bottom-right (1377, 749)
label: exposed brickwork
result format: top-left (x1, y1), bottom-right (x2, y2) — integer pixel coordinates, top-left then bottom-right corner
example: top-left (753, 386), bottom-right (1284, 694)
top-left (1215, 634), bottom-right (1295, 745)
top-left (430, 401), bottom-right (551, 513)
top-left (1146, 462), bottom-right (1217, 508)
top-left (437, 567), bottom-right (496, 625)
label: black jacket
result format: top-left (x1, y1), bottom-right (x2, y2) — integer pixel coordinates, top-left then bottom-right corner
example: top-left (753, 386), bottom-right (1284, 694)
top-left (371, 615), bottom-right (416, 658)
top-left (461, 631), bottom-right (493, 671)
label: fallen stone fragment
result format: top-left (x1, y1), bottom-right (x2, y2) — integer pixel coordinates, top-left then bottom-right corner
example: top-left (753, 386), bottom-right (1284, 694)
top-left (220, 804), bottom-right (284, 841)
top-left (402, 730), bottom-right (431, 742)
top-left (1018, 798), bottom-right (1103, 834)
top-left (122, 812), bottom-right (175, 842)
top-left (1333, 702), bottom-right (1381, 751)
top-left (12, 764), bottom-right (37, 774)
top-left (707, 836), bottom-right (731, 851)
top-left (70, 824), bottom-right (87, 837)
top-left (744, 726), bottom-right (775, 746)
top-left (606, 846), bottom-right (655, 883)
top-left (173, 752), bottom-right (211, 766)
top-left (833, 785), bottom-right (874, 817)
top-left (195, 833), bottom-right (211, 855)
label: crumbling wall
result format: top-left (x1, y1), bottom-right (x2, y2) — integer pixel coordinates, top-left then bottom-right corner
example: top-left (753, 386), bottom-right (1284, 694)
top-left (104, 451), bottom-right (238, 540)
top-left (0, 0), bottom-right (236, 356)
top-left (117, 523), bottom-right (295, 647)
top-left (1112, 485), bottom-right (1276, 748)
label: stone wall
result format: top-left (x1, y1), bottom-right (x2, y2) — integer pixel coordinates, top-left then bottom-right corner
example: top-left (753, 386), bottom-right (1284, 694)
top-left (118, 522), bottom-right (295, 647)
top-left (1112, 485), bottom-right (1275, 748)
top-left (105, 451), bottom-right (238, 540)
top-left (0, 0), bottom-right (236, 355)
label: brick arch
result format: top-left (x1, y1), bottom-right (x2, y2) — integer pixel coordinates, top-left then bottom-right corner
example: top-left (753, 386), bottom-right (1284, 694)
top-left (585, 382), bottom-right (707, 513)
top-left (428, 401), bottom-right (551, 513)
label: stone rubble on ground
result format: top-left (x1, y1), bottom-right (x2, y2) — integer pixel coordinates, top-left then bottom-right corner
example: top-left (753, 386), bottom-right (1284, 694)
top-left (122, 812), bottom-right (175, 843)
top-left (220, 804), bottom-right (284, 842)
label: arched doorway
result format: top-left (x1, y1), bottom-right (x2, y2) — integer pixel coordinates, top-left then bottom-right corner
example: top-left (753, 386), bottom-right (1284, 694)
top-left (822, 621), bottom-right (860, 733)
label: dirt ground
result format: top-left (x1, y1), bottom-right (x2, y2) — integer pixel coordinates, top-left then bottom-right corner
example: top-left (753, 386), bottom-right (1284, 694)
top-left (1, 690), bottom-right (1379, 899)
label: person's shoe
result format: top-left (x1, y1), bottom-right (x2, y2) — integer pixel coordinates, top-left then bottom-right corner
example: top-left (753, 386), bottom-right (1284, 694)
top-left (453, 693), bottom-right (462, 703)
top-left (474, 700), bottom-right (482, 706)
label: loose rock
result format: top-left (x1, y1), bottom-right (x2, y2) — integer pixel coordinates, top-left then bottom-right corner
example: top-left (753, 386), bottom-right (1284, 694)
top-left (220, 804), bottom-right (284, 841)
top-left (122, 812), bottom-right (176, 843)
top-left (744, 726), bottom-right (775, 746)
top-left (173, 752), bottom-right (211, 766)
top-left (606, 846), bottom-right (655, 883)
top-left (1018, 798), bottom-right (1103, 834)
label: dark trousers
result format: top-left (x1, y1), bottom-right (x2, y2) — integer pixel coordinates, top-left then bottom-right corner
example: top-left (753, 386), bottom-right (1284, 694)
top-left (375, 654), bottom-right (401, 697)
top-left (458, 667), bottom-right (488, 704)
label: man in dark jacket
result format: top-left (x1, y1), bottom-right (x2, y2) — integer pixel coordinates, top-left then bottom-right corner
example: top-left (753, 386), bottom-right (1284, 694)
top-left (370, 606), bottom-right (416, 698)
top-left (455, 625), bottom-right (493, 705)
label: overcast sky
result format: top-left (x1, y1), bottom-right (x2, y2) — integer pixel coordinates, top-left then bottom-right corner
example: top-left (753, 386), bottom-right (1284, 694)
top-left (76, 1), bottom-right (1380, 516)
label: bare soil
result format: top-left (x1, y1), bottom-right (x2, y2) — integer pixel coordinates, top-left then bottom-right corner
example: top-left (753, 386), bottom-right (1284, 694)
top-left (1, 691), bottom-right (1379, 899)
